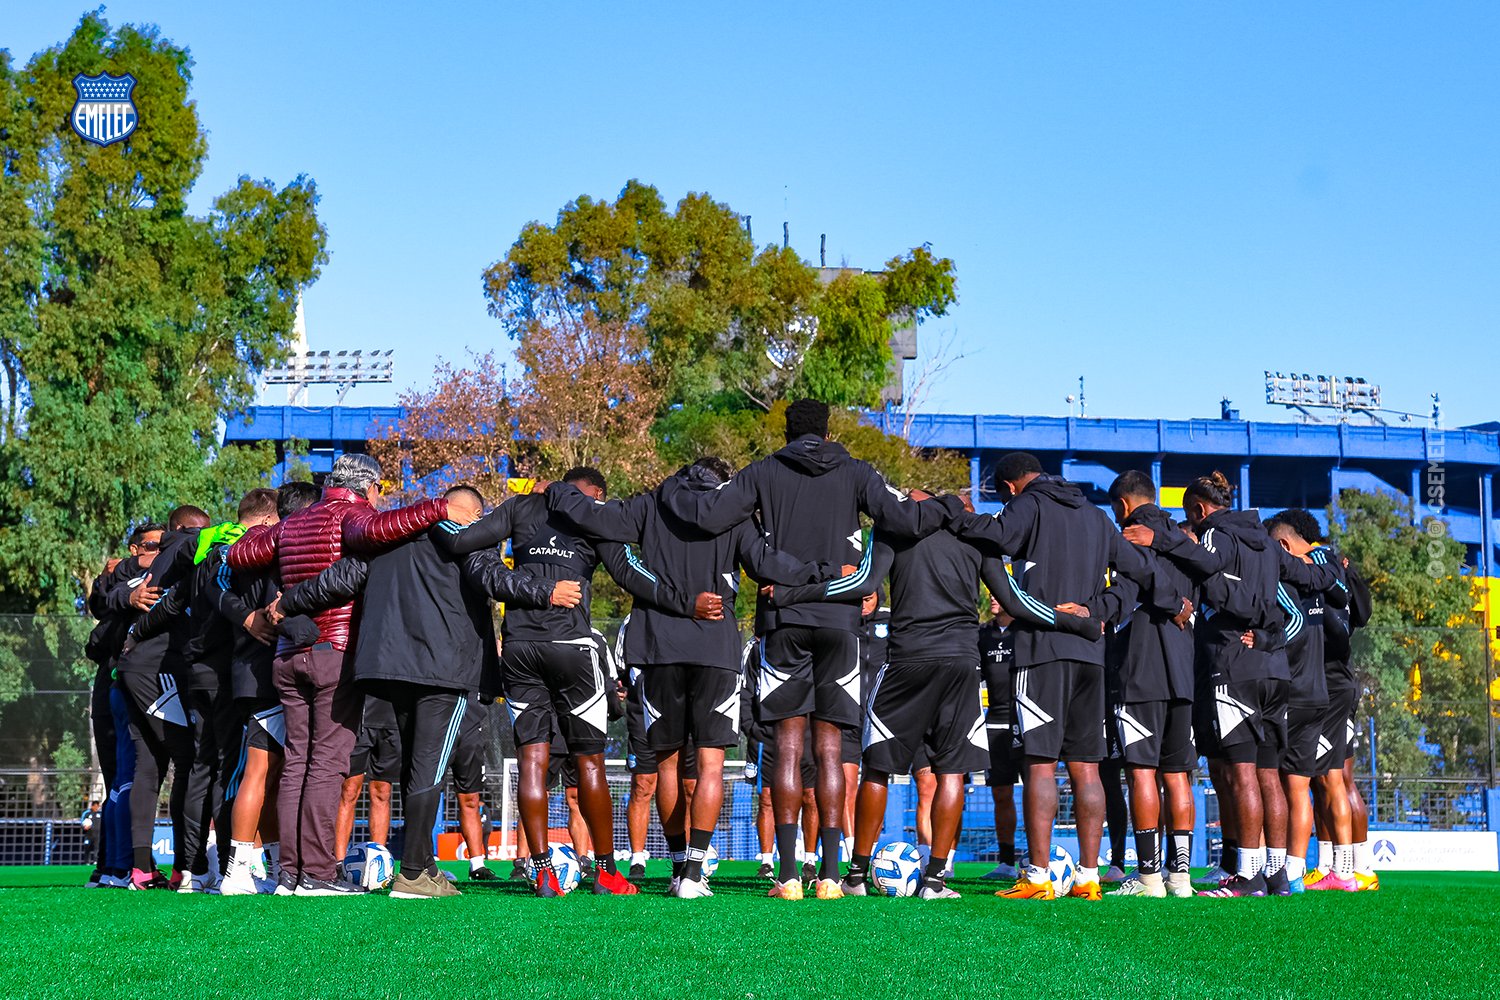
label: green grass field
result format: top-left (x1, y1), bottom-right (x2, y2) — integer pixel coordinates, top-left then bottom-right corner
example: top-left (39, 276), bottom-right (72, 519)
top-left (2, 863), bottom-right (1497, 999)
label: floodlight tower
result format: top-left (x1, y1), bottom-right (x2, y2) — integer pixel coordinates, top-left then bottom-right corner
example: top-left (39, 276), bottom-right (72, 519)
top-left (262, 298), bottom-right (395, 403)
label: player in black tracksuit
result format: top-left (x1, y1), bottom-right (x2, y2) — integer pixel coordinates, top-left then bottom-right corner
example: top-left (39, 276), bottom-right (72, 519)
top-left (431, 469), bottom-right (699, 896)
top-left (978, 611), bottom-right (1021, 880)
top-left (771, 489), bottom-right (1104, 898)
top-left (947, 454), bottom-right (1154, 898)
top-left (111, 506), bottom-right (210, 887)
top-left (657, 400), bottom-right (956, 891)
top-left (544, 457), bottom-right (832, 894)
top-left (1100, 472), bottom-right (1200, 895)
top-left (1315, 549), bottom-right (1372, 885)
top-left (279, 486), bottom-right (563, 897)
top-left (741, 637), bottom-right (819, 880)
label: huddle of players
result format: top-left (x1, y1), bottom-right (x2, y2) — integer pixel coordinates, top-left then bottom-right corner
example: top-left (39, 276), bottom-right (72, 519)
top-left (81, 396), bottom-right (1376, 902)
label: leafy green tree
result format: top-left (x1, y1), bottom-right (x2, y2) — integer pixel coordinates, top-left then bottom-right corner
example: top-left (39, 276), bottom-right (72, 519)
top-left (1329, 489), bottom-right (1493, 778)
top-left (0, 12), bottom-right (328, 613)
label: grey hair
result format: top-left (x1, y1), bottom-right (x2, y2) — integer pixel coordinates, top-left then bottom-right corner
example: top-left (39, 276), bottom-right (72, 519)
top-left (327, 453), bottom-right (383, 493)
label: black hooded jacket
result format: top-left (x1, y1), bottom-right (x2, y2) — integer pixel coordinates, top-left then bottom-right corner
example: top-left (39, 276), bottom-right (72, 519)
top-left (658, 434), bottom-right (955, 633)
top-left (948, 476), bottom-right (1152, 668)
top-left (431, 493), bottom-right (695, 643)
top-left (1102, 503), bottom-right (1197, 703)
top-left (545, 466), bottom-right (828, 670)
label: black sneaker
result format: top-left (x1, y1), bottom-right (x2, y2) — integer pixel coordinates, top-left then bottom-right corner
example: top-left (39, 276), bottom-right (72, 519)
top-left (1198, 873), bottom-right (1267, 897)
top-left (509, 861), bottom-right (530, 882)
top-left (1264, 868), bottom-right (1292, 896)
top-left (801, 861), bottom-right (816, 884)
top-left (629, 863), bottom-right (646, 879)
top-left (295, 874), bottom-right (369, 896)
top-left (468, 865), bottom-right (501, 882)
top-left (85, 868), bottom-right (105, 888)
top-left (757, 862), bottom-right (774, 880)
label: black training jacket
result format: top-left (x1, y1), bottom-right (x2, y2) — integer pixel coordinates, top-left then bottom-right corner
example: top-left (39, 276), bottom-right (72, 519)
top-left (1322, 553), bottom-right (1371, 689)
top-left (1101, 504), bottom-right (1196, 703)
top-left (948, 476), bottom-right (1152, 669)
top-left (979, 620), bottom-right (1015, 728)
top-left (85, 556), bottom-right (145, 666)
top-left (658, 434), bottom-right (955, 633)
top-left (280, 530), bottom-right (554, 697)
top-left (545, 468), bottom-right (828, 670)
top-left (431, 493), bottom-right (693, 644)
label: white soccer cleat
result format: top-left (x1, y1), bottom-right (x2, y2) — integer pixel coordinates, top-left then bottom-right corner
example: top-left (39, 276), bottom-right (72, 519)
top-left (1108, 874), bottom-right (1166, 898)
top-left (219, 866), bottom-right (260, 896)
top-left (980, 862), bottom-right (1019, 881)
top-left (918, 884), bottom-right (962, 900)
top-left (1165, 872), bottom-right (1194, 898)
top-left (673, 877), bottom-right (714, 899)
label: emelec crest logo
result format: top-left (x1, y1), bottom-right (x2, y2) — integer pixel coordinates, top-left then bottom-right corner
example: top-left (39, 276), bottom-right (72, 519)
top-left (70, 73), bottom-right (138, 147)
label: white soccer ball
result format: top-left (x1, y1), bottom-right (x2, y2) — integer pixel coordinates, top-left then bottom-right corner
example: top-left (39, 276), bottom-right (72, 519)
top-left (1048, 845), bottom-right (1076, 895)
top-left (344, 842), bottom-right (394, 890)
top-left (701, 844), bottom-right (719, 880)
top-left (548, 844), bottom-right (583, 894)
top-left (872, 841), bottom-right (922, 897)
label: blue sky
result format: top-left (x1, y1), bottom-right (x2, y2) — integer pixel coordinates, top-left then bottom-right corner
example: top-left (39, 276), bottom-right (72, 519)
top-left (10, 3), bottom-right (1499, 425)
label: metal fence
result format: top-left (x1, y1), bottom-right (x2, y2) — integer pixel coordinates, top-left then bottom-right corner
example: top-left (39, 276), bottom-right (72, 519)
top-left (0, 615), bottom-right (1494, 865)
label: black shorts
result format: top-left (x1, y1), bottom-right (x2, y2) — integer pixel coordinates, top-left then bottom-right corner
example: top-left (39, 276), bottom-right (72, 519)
top-left (1115, 699), bottom-right (1196, 772)
top-left (1317, 683), bottom-right (1358, 772)
top-left (238, 698), bottom-right (285, 754)
top-left (450, 693), bottom-right (485, 793)
top-left (1282, 705), bottom-right (1322, 777)
top-left (503, 638), bottom-right (609, 756)
top-left (349, 723), bottom-right (402, 784)
top-left (1213, 678), bottom-right (1288, 768)
top-left (641, 664), bottom-right (741, 751)
top-left (625, 674), bottom-right (656, 774)
top-left (1013, 660), bottom-right (1107, 763)
top-left (758, 626), bottom-right (862, 728)
top-left (985, 715), bottom-right (1022, 786)
top-left (862, 658), bottom-right (988, 776)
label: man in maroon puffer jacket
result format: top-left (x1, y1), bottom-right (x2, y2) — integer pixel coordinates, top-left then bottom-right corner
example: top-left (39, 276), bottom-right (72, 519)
top-left (228, 454), bottom-right (448, 894)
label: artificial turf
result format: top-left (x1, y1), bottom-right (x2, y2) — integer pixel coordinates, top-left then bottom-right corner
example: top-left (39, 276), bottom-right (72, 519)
top-left (1, 863), bottom-right (1497, 999)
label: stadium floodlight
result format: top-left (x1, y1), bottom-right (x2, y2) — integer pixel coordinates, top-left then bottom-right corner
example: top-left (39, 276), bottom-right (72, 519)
top-left (1264, 371), bottom-right (1386, 424)
top-left (263, 348), bottom-right (395, 403)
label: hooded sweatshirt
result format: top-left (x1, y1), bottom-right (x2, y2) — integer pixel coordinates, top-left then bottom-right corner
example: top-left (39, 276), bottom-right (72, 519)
top-left (545, 465), bottom-right (828, 670)
top-left (1102, 503), bottom-right (1197, 703)
top-left (658, 434), bottom-right (955, 633)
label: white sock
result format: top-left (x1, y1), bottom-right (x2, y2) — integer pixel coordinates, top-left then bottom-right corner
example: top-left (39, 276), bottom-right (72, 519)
top-left (1025, 863), bottom-right (1050, 885)
top-left (265, 842), bottom-right (281, 879)
top-left (631, 851), bottom-right (649, 867)
top-left (229, 839), bottom-right (256, 869)
top-left (1238, 846), bottom-right (1266, 879)
top-left (1266, 848), bottom-right (1287, 876)
top-left (1334, 844), bottom-right (1354, 877)
top-left (802, 850), bottom-right (818, 866)
top-left (1353, 840), bottom-right (1373, 874)
top-left (1285, 856), bottom-right (1306, 880)
top-left (757, 851), bottom-right (772, 865)
top-left (469, 856), bottom-right (486, 873)
top-left (1076, 865), bottom-right (1099, 885)
top-left (1316, 840), bottom-right (1332, 869)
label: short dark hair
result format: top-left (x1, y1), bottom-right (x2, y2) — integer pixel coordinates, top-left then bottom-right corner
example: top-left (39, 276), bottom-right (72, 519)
top-left (1184, 470), bottom-right (1235, 510)
top-left (691, 456), bottom-right (734, 486)
top-left (562, 467), bottom-right (607, 496)
top-left (276, 481), bottom-right (320, 519)
top-left (1108, 470), bottom-right (1156, 504)
top-left (128, 523), bottom-right (165, 547)
top-left (994, 452), bottom-right (1043, 484)
top-left (1267, 508), bottom-right (1323, 544)
top-left (445, 484), bottom-right (486, 508)
top-left (168, 505), bottom-right (210, 531)
top-left (237, 488), bottom-right (279, 522)
top-left (785, 399), bottom-right (830, 442)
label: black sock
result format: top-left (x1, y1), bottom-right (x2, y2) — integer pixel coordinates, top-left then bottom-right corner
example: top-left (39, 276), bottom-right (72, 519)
top-left (683, 828), bottom-right (713, 882)
top-left (847, 852), bottom-right (872, 885)
top-left (531, 851), bottom-right (553, 879)
top-left (774, 824), bottom-right (800, 882)
top-left (999, 841), bottom-right (1016, 866)
top-left (818, 828), bottom-right (842, 880)
top-left (133, 847), bottom-right (153, 872)
top-left (665, 831), bottom-right (688, 879)
top-left (1110, 838), bottom-right (1127, 870)
top-left (598, 853), bottom-right (618, 876)
top-left (922, 855), bottom-right (947, 884)
top-left (1170, 831), bottom-right (1192, 874)
top-left (1221, 837), bottom-right (1237, 870)
top-left (1136, 829), bottom-right (1161, 876)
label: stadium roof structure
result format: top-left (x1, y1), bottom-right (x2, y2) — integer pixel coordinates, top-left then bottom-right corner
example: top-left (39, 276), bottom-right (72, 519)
top-left (223, 405), bottom-right (1499, 577)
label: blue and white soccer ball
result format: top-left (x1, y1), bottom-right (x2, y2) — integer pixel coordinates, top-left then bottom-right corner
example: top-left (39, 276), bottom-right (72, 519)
top-left (701, 844), bottom-right (719, 880)
top-left (871, 841), bottom-right (923, 897)
top-left (548, 844), bottom-right (583, 894)
top-left (344, 842), bottom-right (394, 890)
top-left (1047, 845), bottom-right (1076, 895)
